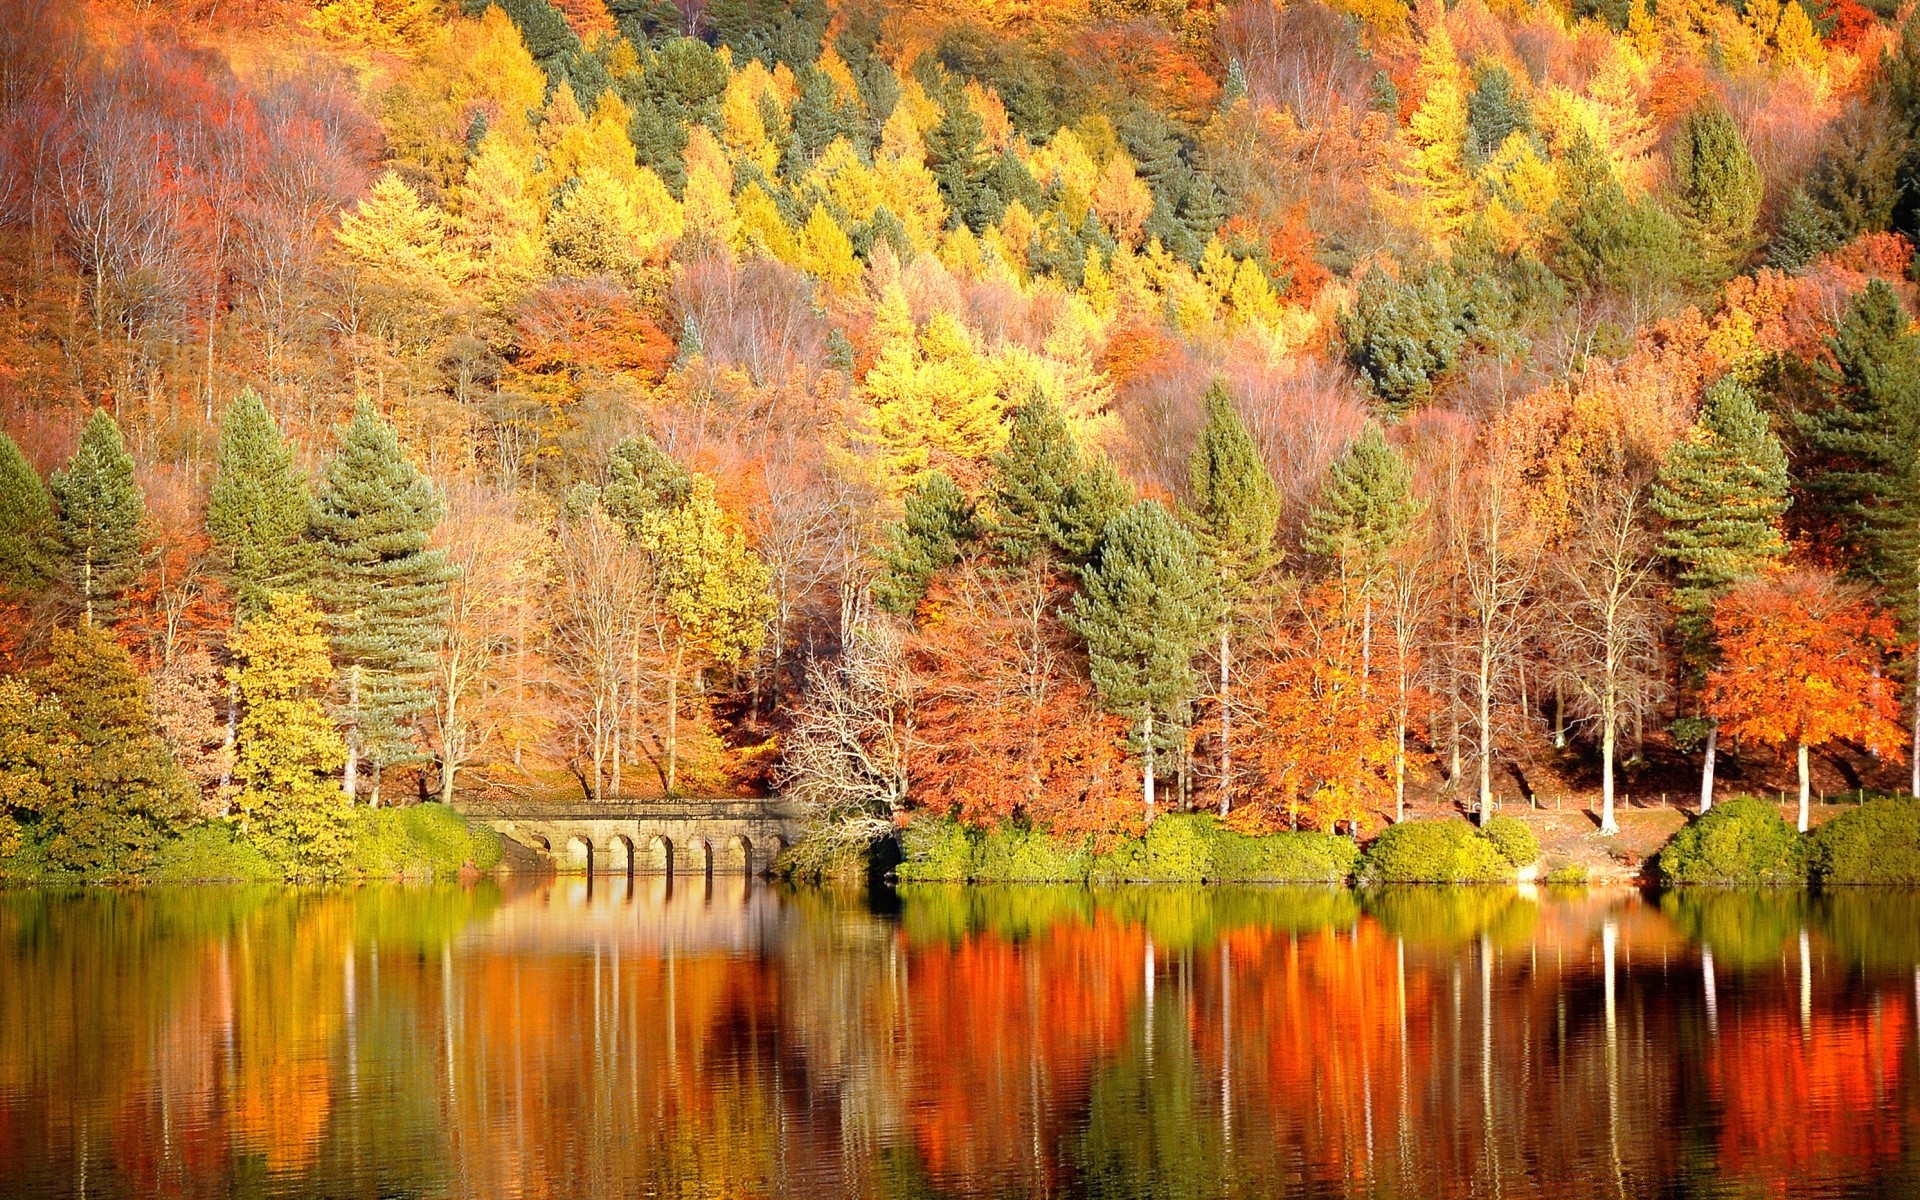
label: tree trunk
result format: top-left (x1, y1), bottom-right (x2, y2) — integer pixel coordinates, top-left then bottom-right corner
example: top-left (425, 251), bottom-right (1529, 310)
top-left (342, 667), bottom-right (360, 801)
top-left (667, 640), bottom-right (685, 796)
top-left (1218, 623), bottom-right (1231, 817)
top-left (1477, 653), bottom-right (1494, 825)
top-left (1700, 725), bottom-right (1717, 814)
top-left (1143, 709), bottom-right (1156, 824)
top-left (440, 684), bottom-right (458, 805)
top-left (1797, 741), bottom-right (1811, 833)
top-left (1394, 714), bottom-right (1407, 823)
top-left (1599, 689), bottom-right (1618, 836)
top-left (1553, 678), bottom-right (1565, 749)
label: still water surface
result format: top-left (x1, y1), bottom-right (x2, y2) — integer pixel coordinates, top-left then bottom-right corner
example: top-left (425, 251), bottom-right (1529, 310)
top-left (3, 879), bottom-right (1919, 1198)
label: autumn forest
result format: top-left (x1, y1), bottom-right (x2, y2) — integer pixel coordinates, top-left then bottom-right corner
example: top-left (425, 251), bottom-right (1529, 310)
top-left (2, 0), bottom-right (1920, 880)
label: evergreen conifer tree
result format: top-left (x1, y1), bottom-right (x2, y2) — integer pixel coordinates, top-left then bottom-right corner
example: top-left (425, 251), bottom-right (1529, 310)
top-left (1797, 280), bottom-right (1920, 795)
top-left (207, 390), bottom-right (312, 613)
top-left (925, 86), bottom-right (994, 231)
top-left (50, 410), bottom-right (146, 625)
top-left (310, 402), bottom-right (455, 802)
top-left (1052, 458), bottom-right (1133, 563)
top-left (231, 592), bottom-right (350, 878)
top-left (1182, 380), bottom-right (1279, 815)
top-left (0, 432), bottom-right (52, 595)
top-left (31, 623), bottom-right (193, 878)
top-left (601, 432), bottom-right (692, 530)
top-left (1070, 500), bottom-right (1212, 820)
top-left (875, 472), bottom-right (973, 615)
top-left (1652, 376), bottom-right (1789, 811)
top-left (988, 396), bottom-right (1083, 565)
top-left (1304, 421), bottom-right (1424, 584)
top-left (1671, 99), bottom-right (1762, 281)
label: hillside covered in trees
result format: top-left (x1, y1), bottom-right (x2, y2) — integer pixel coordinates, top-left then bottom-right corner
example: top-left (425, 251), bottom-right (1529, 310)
top-left (2, 0), bottom-right (1919, 877)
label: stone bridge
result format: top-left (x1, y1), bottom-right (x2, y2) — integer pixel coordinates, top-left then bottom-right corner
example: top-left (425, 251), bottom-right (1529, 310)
top-left (460, 798), bottom-right (810, 876)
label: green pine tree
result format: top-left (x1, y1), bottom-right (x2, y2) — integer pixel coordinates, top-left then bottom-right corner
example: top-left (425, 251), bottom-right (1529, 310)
top-left (1304, 421), bottom-right (1424, 585)
top-left (600, 432), bottom-right (692, 531)
top-left (309, 402), bottom-right (455, 801)
top-left (1052, 457), bottom-right (1133, 563)
top-left (1651, 377), bottom-right (1790, 661)
top-left (925, 85), bottom-right (995, 231)
top-left (1671, 99), bottom-right (1762, 282)
top-left (1338, 266), bottom-right (1468, 411)
top-left (1796, 280), bottom-right (1920, 590)
top-left (0, 432), bottom-right (53, 595)
top-left (49, 409), bottom-right (146, 626)
top-left (1069, 500), bottom-right (1212, 821)
top-left (875, 472), bottom-right (974, 616)
top-left (988, 396), bottom-right (1084, 565)
top-left (1769, 186), bottom-right (1842, 271)
top-left (31, 623), bottom-right (194, 879)
top-left (1182, 380), bottom-right (1279, 816)
top-left (207, 389), bottom-right (313, 612)
top-left (1465, 61), bottom-right (1533, 167)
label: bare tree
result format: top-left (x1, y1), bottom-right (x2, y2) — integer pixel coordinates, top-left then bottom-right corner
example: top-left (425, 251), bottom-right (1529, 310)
top-left (549, 508), bottom-right (648, 801)
top-left (1451, 462), bottom-right (1537, 823)
top-left (1554, 485), bottom-right (1663, 834)
top-left (776, 621), bottom-right (915, 849)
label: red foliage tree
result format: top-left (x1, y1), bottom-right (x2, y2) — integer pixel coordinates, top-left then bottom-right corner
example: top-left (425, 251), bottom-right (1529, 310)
top-left (1704, 572), bottom-right (1905, 830)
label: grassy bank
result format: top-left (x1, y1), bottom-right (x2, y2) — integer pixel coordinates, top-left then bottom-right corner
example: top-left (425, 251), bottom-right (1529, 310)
top-left (1, 803), bottom-right (502, 885)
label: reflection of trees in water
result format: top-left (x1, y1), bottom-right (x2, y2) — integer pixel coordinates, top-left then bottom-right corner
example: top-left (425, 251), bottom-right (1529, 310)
top-left (3, 883), bottom-right (1920, 1198)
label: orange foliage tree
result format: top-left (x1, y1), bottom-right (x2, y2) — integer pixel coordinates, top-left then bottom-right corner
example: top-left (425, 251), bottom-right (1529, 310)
top-left (1704, 573), bottom-right (1905, 831)
top-left (1235, 584), bottom-right (1398, 833)
top-left (906, 562), bottom-right (1139, 841)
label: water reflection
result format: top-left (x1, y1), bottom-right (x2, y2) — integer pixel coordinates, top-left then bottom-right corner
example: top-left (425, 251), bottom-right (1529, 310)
top-left (2, 881), bottom-right (1919, 1198)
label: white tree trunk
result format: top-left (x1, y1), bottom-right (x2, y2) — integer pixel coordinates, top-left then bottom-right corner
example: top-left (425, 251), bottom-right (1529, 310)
top-left (1700, 726), bottom-right (1717, 814)
top-left (1797, 741), bottom-right (1811, 834)
top-left (1599, 697), bottom-right (1618, 836)
top-left (1218, 623), bottom-right (1231, 817)
top-left (1143, 709), bottom-right (1156, 823)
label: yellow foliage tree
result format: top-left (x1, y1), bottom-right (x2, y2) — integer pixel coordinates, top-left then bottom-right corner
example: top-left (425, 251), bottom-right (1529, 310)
top-left (681, 125), bottom-right (739, 250)
top-left (543, 165), bottom-right (682, 284)
top-left (1398, 24), bottom-right (1474, 246)
top-left (798, 204), bottom-right (861, 293)
top-left (855, 287), bottom-right (1008, 493)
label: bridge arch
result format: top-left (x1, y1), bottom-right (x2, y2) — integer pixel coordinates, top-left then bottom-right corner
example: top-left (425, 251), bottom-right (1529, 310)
top-left (608, 835), bottom-right (636, 876)
top-left (721, 834), bottom-right (754, 876)
top-left (562, 835), bottom-right (594, 875)
top-left (644, 834), bottom-right (674, 875)
top-left (691, 838), bottom-right (713, 876)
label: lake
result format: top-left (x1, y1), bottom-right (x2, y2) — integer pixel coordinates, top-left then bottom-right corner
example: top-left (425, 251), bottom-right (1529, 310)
top-left (2, 879), bottom-right (1917, 1199)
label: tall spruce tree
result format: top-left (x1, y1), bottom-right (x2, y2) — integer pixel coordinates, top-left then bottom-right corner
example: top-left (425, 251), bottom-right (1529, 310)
top-left (1182, 381), bottom-right (1279, 815)
top-left (0, 432), bottom-right (52, 595)
top-left (310, 402), bottom-right (455, 802)
top-left (207, 390), bottom-right (312, 613)
top-left (49, 410), bottom-right (146, 626)
top-left (1652, 377), bottom-right (1789, 810)
top-left (1797, 280), bottom-right (1920, 795)
top-left (875, 472), bottom-right (974, 616)
top-left (1070, 500), bottom-right (1212, 821)
top-left (1671, 99), bottom-right (1762, 281)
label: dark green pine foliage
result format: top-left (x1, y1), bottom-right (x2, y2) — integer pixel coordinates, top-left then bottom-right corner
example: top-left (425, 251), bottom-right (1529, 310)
top-left (1464, 61), bottom-right (1533, 167)
top-left (468, 0), bottom-right (584, 92)
top-left (1554, 135), bottom-right (1689, 295)
top-left (0, 432), bottom-right (53, 595)
top-left (1338, 267), bottom-right (1468, 411)
top-left (1650, 377), bottom-right (1789, 663)
top-left (926, 86), bottom-right (997, 231)
top-left (208, 390), bottom-right (312, 613)
top-left (1670, 99), bottom-right (1762, 281)
top-left (874, 472), bottom-right (974, 616)
top-left (49, 409), bottom-right (146, 625)
top-left (1185, 381), bottom-right (1280, 597)
top-left (32, 623), bottom-right (194, 879)
top-left (1796, 280), bottom-right (1920, 593)
top-left (791, 62), bottom-right (866, 162)
top-left (310, 403), bottom-right (455, 783)
top-left (986, 395), bottom-right (1131, 566)
top-left (600, 431), bottom-right (692, 530)
top-left (1769, 187), bottom-right (1844, 271)
top-left (1303, 420), bottom-right (1424, 584)
top-left (1070, 500), bottom-right (1212, 815)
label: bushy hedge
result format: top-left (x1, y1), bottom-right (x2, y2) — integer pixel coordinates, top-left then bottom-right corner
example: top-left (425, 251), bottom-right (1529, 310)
top-left (152, 823), bottom-right (281, 883)
top-left (1806, 797), bottom-right (1920, 886)
top-left (1656, 796), bottom-right (1802, 885)
top-left (1356, 819), bottom-right (1517, 884)
top-left (350, 804), bottom-right (503, 881)
top-left (1481, 815), bottom-right (1540, 868)
top-left (895, 814), bottom-right (1358, 884)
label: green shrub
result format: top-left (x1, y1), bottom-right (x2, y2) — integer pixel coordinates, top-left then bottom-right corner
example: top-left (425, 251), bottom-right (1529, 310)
top-left (896, 816), bottom-right (979, 881)
top-left (1544, 863), bottom-right (1589, 886)
top-left (1092, 813), bottom-right (1217, 882)
top-left (1656, 795), bottom-right (1803, 885)
top-left (776, 834), bottom-right (881, 884)
top-left (153, 822), bottom-right (281, 883)
top-left (350, 804), bottom-right (502, 881)
top-left (1806, 797), bottom-right (1920, 886)
top-left (1357, 819), bottom-right (1516, 884)
top-left (972, 823), bottom-right (1093, 882)
top-left (1481, 815), bottom-right (1540, 868)
top-left (1210, 829), bottom-right (1360, 883)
